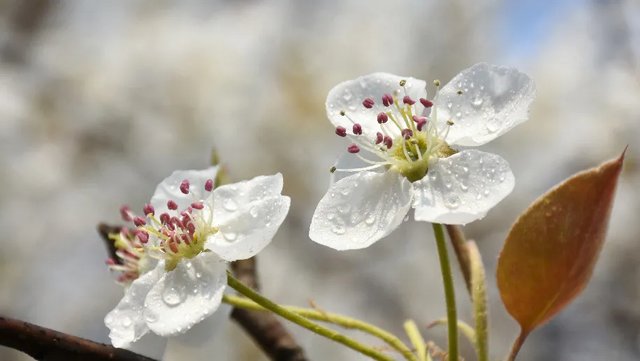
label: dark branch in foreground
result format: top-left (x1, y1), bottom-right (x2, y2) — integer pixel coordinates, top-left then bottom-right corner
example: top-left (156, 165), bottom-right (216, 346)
top-left (0, 316), bottom-right (155, 361)
top-left (230, 258), bottom-right (309, 361)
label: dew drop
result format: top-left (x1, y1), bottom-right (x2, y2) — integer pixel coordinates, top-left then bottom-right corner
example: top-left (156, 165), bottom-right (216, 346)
top-left (327, 213), bottom-right (335, 220)
top-left (455, 112), bottom-right (462, 118)
top-left (444, 194), bottom-right (460, 209)
top-left (338, 204), bottom-right (351, 214)
top-left (445, 182), bottom-right (452, 190)
top-left (472, 97), bottom-right (483, 107)
top-left (447, 102), bottom-right (453, 109)
top-left (145, 312), bottom-right (158, 323)
top-left (483, 189), bottom-right (490, 197)
top-left (486, 118), bottom-right (500, 133)
top-left (223, 198), bottom-right (238, 212)
top-left (340, 188), bottom-right (350, 196)
top-left (331, 225), bottom-right (346, 235)
top-left (249, 206), bottom-right (259, 218)
top-left (122, 316), bottom-right (132, 327)
top-left (162, 287), bottom-right (184, 306)
top-left (343, 91), bottom-right (353, 101)
top-left (460, 183), bottom-right (469, 192)
top-left (223, 232), bottom-right (237, 242)
top-left (195, 272), bottom-right (202, 279)
top-left (365, 214), bottom-right (376, 225)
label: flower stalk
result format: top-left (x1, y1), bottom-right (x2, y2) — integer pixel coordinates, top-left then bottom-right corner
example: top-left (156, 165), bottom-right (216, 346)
top-left (226, 272), bottom-right (395, 361)
top-left (432, 223), bottom-right (458, 361)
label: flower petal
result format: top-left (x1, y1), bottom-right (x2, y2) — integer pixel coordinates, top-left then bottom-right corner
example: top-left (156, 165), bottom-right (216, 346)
top-left (211, 173), bottom-right (285, 224)
top-left (436, 63), bottom-right (535, 146)
top-left (150, 166), bottom-right (219, 216)
top-left (207, 195), bottom-right (290, 261)
top-left (413, 150), bottom-right (514, 224)
top-left (326, 73), bottom-right (427, 141)
top-left (144, 253), bottom-right (227, 337)
top-left (105, 265), bottom-right (164, 348)
top-left (309, 171), bottom-right (413, 250)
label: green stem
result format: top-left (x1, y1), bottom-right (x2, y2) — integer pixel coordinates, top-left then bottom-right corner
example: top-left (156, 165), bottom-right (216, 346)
top-left (223, 294), bottom-right (417, 361)
top-left (432, 223), bottom-right (458, 361)
top-left (226, 272), bottom-right (394, 361)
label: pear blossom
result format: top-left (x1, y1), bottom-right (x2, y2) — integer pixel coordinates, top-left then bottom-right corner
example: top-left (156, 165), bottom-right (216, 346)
top-left (310, 63), bottom-right (535, 250)
top-left (105, 166), bottom-right (290, 348)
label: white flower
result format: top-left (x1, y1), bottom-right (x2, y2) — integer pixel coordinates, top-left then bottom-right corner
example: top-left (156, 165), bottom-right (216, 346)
top-left (105, 166), bottom-right (290, 348)
top-left (310, 63), bottom-right (535, 250)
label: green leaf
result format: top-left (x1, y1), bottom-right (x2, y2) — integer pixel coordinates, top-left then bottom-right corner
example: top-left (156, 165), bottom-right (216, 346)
top-left (497, 151), bottom-right (625, 359)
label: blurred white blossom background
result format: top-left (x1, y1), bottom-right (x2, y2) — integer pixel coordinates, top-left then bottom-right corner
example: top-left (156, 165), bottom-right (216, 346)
top-left (1, 0), bottom-right (638, 360)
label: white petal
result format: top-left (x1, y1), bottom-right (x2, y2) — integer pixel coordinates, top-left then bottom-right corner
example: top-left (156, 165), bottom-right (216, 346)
top-left (105, 265), bottom-right (164, 348)
top-left (413, 150), bottom-right (515, 225)
top-left (144, 253), bottom-right (227, 337)
top-left (207, 195), bottom-right (290, 261)
top-left (212, 173), bottom-right (284, 224)
top-left (436, 63), bottom-right (535, 146)
top-left (150, 166), bottom-right (219, 216)
top-left (309, 171), bottom-right (413, 250)
top-left (326, 73), bottom-right (427, 141)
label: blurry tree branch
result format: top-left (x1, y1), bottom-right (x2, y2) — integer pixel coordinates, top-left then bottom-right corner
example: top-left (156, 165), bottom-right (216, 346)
top-left (0, 316), bottom-right (155, 361)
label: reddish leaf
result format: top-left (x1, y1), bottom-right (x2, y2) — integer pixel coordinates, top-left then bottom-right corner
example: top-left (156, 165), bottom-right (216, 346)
top-left (497, 151), bottom-right (625, 341)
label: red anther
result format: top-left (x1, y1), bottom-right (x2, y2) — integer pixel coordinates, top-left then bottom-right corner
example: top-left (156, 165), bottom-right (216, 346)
top-left (160, 213), bottom-right (170, 225)
top-left (181, 215), bottom-right (190, 228)
top-left (106, 258), bottom-right (117, 265)
top-left (143, 203), bottom-right (155, 216)
top-left (335, 126), bottom-right (347, 137)
top-left (180, 179), bottom-right (190, 194)
top-left (137, 231), bottom-right (149, 244)
top-left (362, 97), bottom-right (375, 108)
top-left (401, 129), bottom-right (413, 139)
top-left (375, 132), bottom-right (384, 144)
top-left (204, 179), bottom-right (214, 192)
top-left (191, 202), bottom-right (204, 210)
top-left (382, 93), bottom-right (393, 107)
top-left (169, 241), bottom-right (179, 253)
top-left (403, 96), bottom-right (415, 105)
top-left (187, 223), bottom-right (196, 234)
top-left (120, 205), bottom-right (132, 222)
top-left (383, 136), bottom-right (393, 149)
top-left (352, 123), bottom-right (362, 135)
top-left (171, 216), bottom-right (184, 229)
top-left (420, 98), bottom-right (434, 108)
top-left (416, 118), bottom-right (427, 131)
top-left (133, 216), bottom-right (146, 227)
top-left (347, 144), bottom-right (360, 154)
top-left (167, 200), bottom-right (178, 210)
top-left (181, 234), bottom-right (191, 245)
top-left (377, 112), bottom-right (388, 124)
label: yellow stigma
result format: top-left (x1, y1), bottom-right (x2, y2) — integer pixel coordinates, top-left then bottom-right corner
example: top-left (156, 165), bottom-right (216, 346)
top-left (389, 132), bottom-right (456, 182)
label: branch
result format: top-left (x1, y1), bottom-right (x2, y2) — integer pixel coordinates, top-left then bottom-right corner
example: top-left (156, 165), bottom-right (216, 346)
top-left (0, 316), bottom-right (155, 361)
top-left (230, 258), bottom-right (308, 361)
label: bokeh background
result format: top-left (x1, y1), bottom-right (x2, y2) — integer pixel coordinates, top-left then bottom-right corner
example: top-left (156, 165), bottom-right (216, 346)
top-left (1, 0), bottom-right (639, 360)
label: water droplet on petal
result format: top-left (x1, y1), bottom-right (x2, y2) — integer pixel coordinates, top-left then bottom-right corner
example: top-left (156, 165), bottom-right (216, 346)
top-left (444, 194), bottom-right (460, 209)
top-left (483, 189), bottom-right (490, 197)
top-left (460, 183), bottom-right (469, 192)
top-left (162, 287), bottom-right (184, 306)
top-left (121, 316), bottom-right (132, 327)
top-left (327, 213), bottom-right (336, 220)
top-left (338, 204), bottom-right (351, 214)
top-left (472, 97), bottom-right (483, 107)
top-left (340, 188), bottom-right (350, 196)
top-left (223, 198), bottom-right (238, 212)
top-left (223, 232), bottom-right (237, 242)
top-left (343, 90), bottom-right (353, 101)
top-left (331, 225), bottom-right (346, 235)
top-left (447, 102), bottom-right (453, 109)
top-left (145, 312), bottom-right (158, 323)
top-left (486, 118), bottom-right (500, 133)
top-left (249, 206), bottom-right (259, 218)
top-left (365, 214), bottom-right (376, 225)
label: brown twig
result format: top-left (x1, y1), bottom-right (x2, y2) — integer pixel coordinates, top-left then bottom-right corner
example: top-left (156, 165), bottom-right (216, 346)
top-left (0, 316), bottom-right (156, 361)
top-left (230, 258), bottom-right (308, 361)
top-left (445, 224), bottom-right (472, 295)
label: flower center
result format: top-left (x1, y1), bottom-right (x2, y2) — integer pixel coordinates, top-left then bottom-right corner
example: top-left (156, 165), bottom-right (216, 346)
top-left (119, 178), bottom-right (219, 272)
top-left (106, 227), bottom-right (149, 285)
top-left (333, 80), bottom-right (456, 183)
